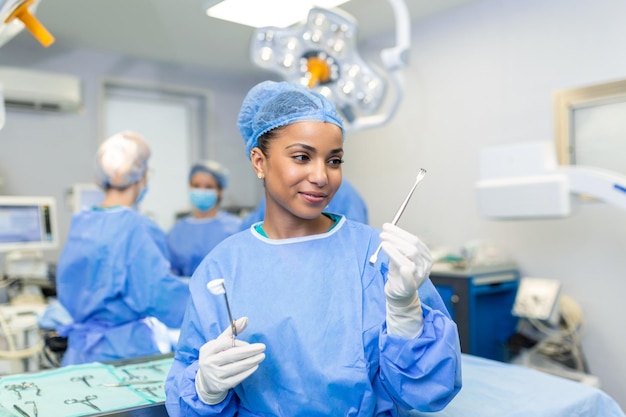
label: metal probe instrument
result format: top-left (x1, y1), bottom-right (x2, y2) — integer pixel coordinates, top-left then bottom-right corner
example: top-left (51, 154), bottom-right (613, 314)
top-left (368, 168), bottom-right (427, 265)
top-left (207, 279), bottom-right (237, 347)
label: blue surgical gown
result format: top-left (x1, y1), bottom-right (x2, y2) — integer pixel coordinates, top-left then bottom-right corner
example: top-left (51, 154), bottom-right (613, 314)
top-left (165, 216), bottom-right (462, 416)
top-left (240, 179), bottom-right (369, 230)
top-left (56, 206), bottom-right (190, 365)
top-left (167, 211), bottom-right (242, 277)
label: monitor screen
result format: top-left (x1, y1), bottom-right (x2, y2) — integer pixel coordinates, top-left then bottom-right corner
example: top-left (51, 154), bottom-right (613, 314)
top-left (0, 196), bottom-right (58, 253)
top-left (71, 183), bottom-right (105, 213)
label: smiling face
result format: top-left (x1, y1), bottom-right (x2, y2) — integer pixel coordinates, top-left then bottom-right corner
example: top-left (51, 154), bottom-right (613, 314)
top-left (251, 121), bottom-right (344, 237)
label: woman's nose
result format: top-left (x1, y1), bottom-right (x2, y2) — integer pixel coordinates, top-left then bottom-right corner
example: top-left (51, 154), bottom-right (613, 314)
top-left (309, 159), bottom-right (328, 186)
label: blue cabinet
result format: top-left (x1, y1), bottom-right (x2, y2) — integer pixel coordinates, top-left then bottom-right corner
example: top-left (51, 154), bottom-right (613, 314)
top-left (430, 264), bottom-right (519, 362)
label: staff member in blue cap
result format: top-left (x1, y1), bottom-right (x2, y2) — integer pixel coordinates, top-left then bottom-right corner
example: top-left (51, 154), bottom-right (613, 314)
top-left (56, 131), bottom-right (189, 365)
top-left (167, 160), bottom-right (242, 277)
top-left (165, 81), bottom-right (462, 416)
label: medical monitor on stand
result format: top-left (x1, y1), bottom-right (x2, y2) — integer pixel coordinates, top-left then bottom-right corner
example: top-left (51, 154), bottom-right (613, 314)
top-left (0, 196), bottom-right (57, 253)
top-left (70, 183), bottom-right (105, 213)
top-left (0, 196), bottom-right (56, 374)
top-left (0, 196), bottom-right (58, 281)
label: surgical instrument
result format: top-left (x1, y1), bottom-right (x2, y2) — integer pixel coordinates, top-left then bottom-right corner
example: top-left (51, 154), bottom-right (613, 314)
top-left (101, 380), bottom-right (162, 387)
top-left (6, 385), bottom-right (23, 400)
top-left (207, 278), bottom-right (237, 347)
top-left (64, 395), bottom-right (101, 411)
top-left (71, 375), bottom-right (93, 387)
top-left (136, 385), bottom-right (163, 397)
top-left (21, 382), bottom-right (41, 397)
top-left (369, 168), bottom-right (427, 265)
top-left (24, 401), bottom-right (37, 417)
top-left (5, 382), bottom-right (41, 400)
top-left (13, 404), bottom-right (29, 417)
top-left (121, 368), bottom-right (143, 381)
top-left (137, 363), bottom-right (164, 373)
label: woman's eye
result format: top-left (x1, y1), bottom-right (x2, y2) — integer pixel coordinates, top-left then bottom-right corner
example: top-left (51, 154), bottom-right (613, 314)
top-left (329, 158), bottom-right (344, 166)
top-left (293, 154), bottom-right (310, 162)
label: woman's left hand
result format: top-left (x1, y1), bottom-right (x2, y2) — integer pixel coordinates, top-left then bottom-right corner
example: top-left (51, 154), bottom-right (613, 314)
top-left (380, 223), bottom-right (432, 303)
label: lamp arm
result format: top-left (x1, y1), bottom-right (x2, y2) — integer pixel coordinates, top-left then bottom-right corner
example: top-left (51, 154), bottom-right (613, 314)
top-left (558, 165), bottom-right (626, 210)
top-left (379, 0), bottom-right (411, 70)
top-left (348, 0), bottom-right (409, 132)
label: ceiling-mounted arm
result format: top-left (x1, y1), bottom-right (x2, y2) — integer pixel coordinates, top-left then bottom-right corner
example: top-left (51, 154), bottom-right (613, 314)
top-left (558, 165), bottom-right (626, 210)
top-left (0, 0), bottom-right (54, 48)
top-left (475, 142), bottom-right (626, 219)
top-left (380, 0), bottom-right (411, 71)
top-left (0, 0), bottom-right (54, 131)
top-left (348, 0), bottom-right (410, 132)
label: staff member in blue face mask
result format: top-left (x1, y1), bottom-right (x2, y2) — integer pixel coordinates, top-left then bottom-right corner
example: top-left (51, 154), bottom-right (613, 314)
top-left (167, 160), bottom-right (242, 277)
top-left (56, 131), bottom-right (189, 365)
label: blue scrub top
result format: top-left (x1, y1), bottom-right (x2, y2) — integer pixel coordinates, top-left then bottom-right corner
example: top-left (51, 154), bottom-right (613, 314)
top-left (165, 217), bottom-right (461, 416)
top-left (56, 206), bottom-right (189, 365)
top-left (167, 211), bottom-right (242, 277)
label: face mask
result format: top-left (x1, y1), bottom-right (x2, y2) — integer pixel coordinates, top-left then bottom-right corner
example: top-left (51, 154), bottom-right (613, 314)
top-left (136, 186), bottom-right (148, 205)
top-left (190, 188), bottom-right (218, 212)
top-left (132, 185), bottom-right (148, 211)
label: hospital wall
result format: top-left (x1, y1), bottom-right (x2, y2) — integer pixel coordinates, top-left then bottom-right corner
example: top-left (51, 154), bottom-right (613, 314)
top-left (0, 41), bottom-right (267, 263)
top-left (343, 0), bottom-right (626, 409)
top-left (0, 0), bottom-right (624, 411)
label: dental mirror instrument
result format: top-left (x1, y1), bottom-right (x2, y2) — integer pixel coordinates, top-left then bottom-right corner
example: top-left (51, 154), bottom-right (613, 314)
top-left (369, 168), bottom-right (427, 265)
top-left (207, 278), bottom-right (237, 347)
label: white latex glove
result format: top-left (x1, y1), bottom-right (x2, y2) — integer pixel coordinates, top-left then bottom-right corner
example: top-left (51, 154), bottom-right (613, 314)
top-left (195, 317), bottom-right (266, 404)
top-left (380, 223), bottom-right (433, 338)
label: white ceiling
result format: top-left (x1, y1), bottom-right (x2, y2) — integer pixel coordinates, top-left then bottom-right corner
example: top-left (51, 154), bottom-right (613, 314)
top-left (24, 0), bottom-right (479, 76)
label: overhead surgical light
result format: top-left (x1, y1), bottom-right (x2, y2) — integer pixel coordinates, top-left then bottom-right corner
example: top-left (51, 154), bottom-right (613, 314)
top-left (205, 0), bottom-right (351, 29)
top-left (249, 0), bottom-right (411, 132)
top-left (0, 0), bottom-right (54, 48)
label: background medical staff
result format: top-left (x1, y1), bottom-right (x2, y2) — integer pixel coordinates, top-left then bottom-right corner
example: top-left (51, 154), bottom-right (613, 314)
top-left (167, 160), bottom-right (242, 277)
top-left (55, 131), bottom-right (189, 365)
top-left (165, 81), bottom-right (462, 416)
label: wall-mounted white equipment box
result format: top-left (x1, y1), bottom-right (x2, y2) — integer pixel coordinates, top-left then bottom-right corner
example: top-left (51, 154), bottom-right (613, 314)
top-left (0, 65), bottom-right (82, 112)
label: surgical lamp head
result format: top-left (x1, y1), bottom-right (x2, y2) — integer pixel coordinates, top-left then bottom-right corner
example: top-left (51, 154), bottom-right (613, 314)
top-left (250, 7), bottom-right (385, 126)
top-left (237, 80), bottom-right (344, 159)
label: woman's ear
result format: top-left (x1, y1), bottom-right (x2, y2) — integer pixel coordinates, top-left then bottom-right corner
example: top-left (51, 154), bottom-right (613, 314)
top-left (250, 148), bottom-right (265, 179)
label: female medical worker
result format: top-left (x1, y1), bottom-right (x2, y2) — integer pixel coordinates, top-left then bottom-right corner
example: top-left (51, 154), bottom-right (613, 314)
top-left (167, 160), bottom-right (242, 277)
top-left (56, 131), bottom-right (189, 365)
top-left (165, 81), bottom-right (462, 416)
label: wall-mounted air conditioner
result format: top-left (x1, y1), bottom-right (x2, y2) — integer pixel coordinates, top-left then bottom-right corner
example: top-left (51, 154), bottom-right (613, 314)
top-left (0, 65), bottom-right (82, 112)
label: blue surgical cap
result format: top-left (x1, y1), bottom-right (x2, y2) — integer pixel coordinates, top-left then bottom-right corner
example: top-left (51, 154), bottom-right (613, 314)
top-left (189, 160), bottom-right (229, 189)
top-left (94, 131), bottom-right (150, 189)
top-left (237, 81), bottom-right (344, 159)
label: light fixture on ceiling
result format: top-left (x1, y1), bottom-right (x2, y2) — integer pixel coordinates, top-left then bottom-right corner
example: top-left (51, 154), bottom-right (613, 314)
top-left (204, 0), bottom-right (351, 28)
top-left (0, 0), bottom-right (54, 48)
top-left (249, 0), bottom-right (411, 132)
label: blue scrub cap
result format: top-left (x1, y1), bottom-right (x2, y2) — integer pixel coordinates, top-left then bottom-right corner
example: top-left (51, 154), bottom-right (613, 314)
top-left (237, 81), bottom-right (344, 159)
top-left (94, 131), bottom-right (150, 189)
top-left (189, 160), bottom-right (230, 189)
